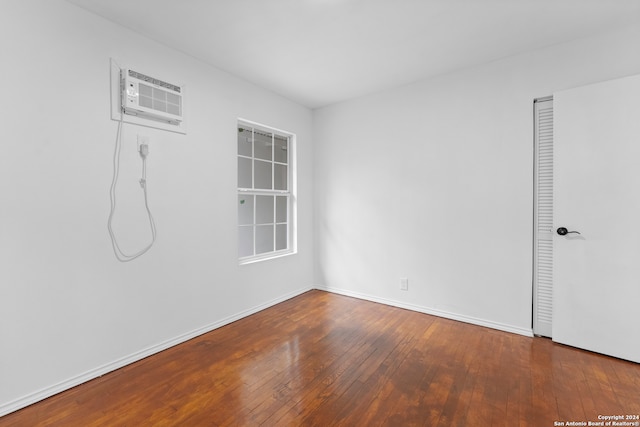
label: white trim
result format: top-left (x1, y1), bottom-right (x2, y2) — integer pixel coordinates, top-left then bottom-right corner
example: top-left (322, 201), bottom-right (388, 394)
top-left (237, 118), bottom-right (294, 139)
top-left (236, 119), bottom-right (296, 263)
top-left (0, 285), bottom-right (313, 418)
top-left (238, 248), bottom-right (296, 265)
top-left (315, 285), bottom-right (534, 338)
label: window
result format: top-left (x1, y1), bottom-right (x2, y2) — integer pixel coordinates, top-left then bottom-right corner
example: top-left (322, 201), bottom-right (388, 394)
top-left (237, 120), bottom-right (295, 262)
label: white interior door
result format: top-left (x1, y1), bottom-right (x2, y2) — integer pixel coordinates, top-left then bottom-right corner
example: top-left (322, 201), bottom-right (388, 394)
top-left (553, 74), bottom-right (640, 363)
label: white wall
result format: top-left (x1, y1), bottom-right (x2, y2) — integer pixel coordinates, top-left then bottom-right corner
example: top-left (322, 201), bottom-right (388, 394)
top-left (313, 24), bottom-right (640, 335)
top-left (0, 0), bottom-right (314, 414)
top-left (2, 0), bottom-right (639, 417)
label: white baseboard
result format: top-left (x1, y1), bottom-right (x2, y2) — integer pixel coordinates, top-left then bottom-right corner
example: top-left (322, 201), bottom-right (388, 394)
top-left (1, 284), bottom-right (531, 417)
top-left (0, 285), bottom-right (313, 418)
top-left (315, 285), bottom-right (534, 338)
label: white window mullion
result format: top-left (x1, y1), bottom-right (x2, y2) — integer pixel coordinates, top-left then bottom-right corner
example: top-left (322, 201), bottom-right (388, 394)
top-left (272, 195), bottom-right (277, 252)
top-left (290, 193), bottom-right (292, 249)
top-left (271, 132), bottom-right (275, 191)
top-left (252, 129), bottom-right (256, 256)
top-left (251, 128), bottom-right (255, 190)
top-left (252, 195), bottom-right (257, 257)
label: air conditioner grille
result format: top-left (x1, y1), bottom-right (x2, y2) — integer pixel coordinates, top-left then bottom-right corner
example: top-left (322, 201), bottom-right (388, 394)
top-left (128, 69), bottom-right (181, 93)
top-left (137, 82), bottom-right (182, 116)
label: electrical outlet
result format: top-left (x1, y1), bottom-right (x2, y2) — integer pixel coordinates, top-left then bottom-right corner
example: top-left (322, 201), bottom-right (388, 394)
top-left (400, 278), bottom-right (409, 291)
top-left (137, 134), bottom-right (150, 152)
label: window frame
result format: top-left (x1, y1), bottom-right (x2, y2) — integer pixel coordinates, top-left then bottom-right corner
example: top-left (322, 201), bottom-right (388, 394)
top-left (237, 119), bottom-right (296, 264)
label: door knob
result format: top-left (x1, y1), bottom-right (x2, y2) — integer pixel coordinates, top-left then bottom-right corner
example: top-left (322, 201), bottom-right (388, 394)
top-left (557, 227), bottom-right (581, 236)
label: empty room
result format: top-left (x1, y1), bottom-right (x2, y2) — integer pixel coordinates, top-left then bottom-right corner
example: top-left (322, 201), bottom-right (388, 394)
top-left (1, 0), bottom-right (639, 425)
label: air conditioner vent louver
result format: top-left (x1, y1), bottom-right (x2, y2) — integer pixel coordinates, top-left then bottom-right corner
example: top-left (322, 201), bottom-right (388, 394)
top-left (122, 68), bottom-right (183, 126)
top-left (127, 69), bottom-right (181, 93)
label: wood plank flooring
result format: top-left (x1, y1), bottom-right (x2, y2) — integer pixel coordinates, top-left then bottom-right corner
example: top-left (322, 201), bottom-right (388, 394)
top-left (2, 290), bottom-right (639, 426)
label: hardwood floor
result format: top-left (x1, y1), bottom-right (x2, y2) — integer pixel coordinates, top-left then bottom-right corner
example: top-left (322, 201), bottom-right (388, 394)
top-left (2, 290), bottom-right (639, 426)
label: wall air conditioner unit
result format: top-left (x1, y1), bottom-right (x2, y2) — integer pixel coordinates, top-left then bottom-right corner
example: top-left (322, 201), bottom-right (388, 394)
top-left (121, 69), bottom-right (183, 125)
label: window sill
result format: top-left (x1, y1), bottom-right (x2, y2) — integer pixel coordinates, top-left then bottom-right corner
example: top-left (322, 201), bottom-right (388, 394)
top-left (238, 249), bottom-right (296, 266)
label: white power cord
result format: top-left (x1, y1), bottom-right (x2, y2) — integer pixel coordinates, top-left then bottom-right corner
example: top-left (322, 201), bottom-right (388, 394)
top-left (107, 115), bottom-right (157, 262)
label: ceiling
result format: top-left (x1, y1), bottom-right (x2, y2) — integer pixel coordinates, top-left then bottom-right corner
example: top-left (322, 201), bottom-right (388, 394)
top-left (66, 0), bottom-right (640, 109)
